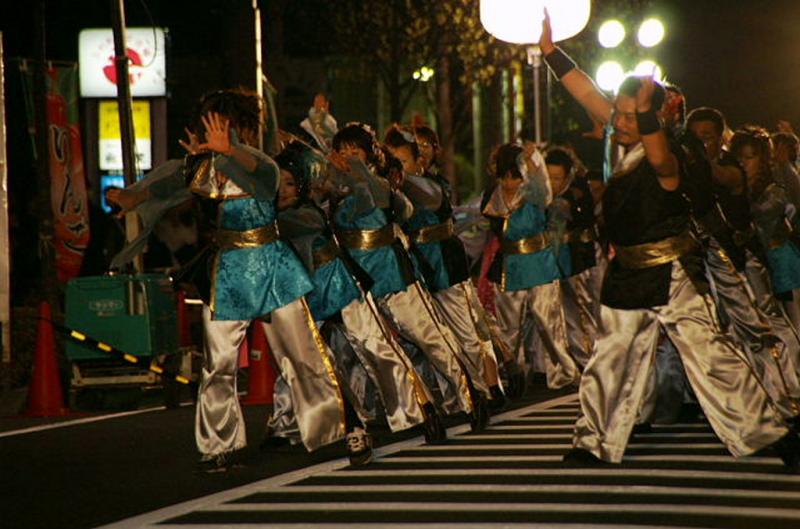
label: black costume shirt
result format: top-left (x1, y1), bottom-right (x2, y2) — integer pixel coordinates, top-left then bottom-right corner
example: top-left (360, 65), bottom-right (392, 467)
top-left (601, 146), bottom-right (706, 309)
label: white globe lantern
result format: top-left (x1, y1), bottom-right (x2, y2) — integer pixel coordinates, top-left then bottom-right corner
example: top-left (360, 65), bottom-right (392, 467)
top-left (596, 61), bottom-right (625, 92)
top-left (637, 18), bottom-right (665, 48)
top-left (479, 0), bottom-right (591, 145)
top-left (479, 0), bottom-right (592, 45)
top-left (598, 19), bottom-right (625, 48)
top-left (634, 60), bottom-right (664, 82)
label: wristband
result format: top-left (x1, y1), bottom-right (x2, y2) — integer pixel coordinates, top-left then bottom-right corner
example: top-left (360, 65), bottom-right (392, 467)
top-left (543, 47), bottom-right (577, 80)
top-left (636, 108), bottom-right (661, 136)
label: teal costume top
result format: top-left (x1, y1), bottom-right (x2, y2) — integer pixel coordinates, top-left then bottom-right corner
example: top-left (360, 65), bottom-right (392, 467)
top-left (212, 195), bottom-right (313, 321)
top-left (482, 150), bottom-right (563, 292)
top-left (278, 203), bottom-right (361, 321)
top-left (406, 208), bottom-right (451, 291)
top-left (402, 174), bottom-right (470, 292)
top-left (752, 182), bottom-right (800, 294)
top-left (334, 196), bottom-right (410, 299)
top-left (501, 203), bottom-right (564, 291)
top-left (329, 159), bottom-right (418, 299)
top-left (111, 145), bottom-right (314, 321)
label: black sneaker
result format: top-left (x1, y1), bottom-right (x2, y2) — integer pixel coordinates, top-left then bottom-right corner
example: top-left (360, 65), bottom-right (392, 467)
top-left (488, 385), bottom-right (507, 411)
top-left (504, 363), bottom-right (526, 400)
top-left (562, 447), bottom-right (607, 466)
top-left (423, 406), bottom-right (448, 445)
top-left (787, 415), bottom-right (800, 434)
top-left (470, 395), bottom-right (490, 433)
top-left (196, 450), bottom-right (236, 473)
top-left (771, 431), bottom-right (800, 473)
top-left (346, 428), bottom-right (373, 466)
top-left (259, 434), bottom-right (291, 451)
top-left (628, 422), bottom-right (653, 442)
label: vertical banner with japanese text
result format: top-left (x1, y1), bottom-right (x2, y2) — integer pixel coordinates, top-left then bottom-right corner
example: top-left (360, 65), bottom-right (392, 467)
top-left (22, 63), bottom-right (90, 283)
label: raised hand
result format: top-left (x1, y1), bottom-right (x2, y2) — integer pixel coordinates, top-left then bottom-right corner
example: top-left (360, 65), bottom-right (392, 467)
top-left (539, 8), bottom-right (555, 54)
top-left (197, 112), bottom-right (233, 155)
top-left (326, 151), bottom-right (352, 173)
top-left (636, 76), bottom-right (656, 113)
top-left (178, 126), bottom-right (202, 155)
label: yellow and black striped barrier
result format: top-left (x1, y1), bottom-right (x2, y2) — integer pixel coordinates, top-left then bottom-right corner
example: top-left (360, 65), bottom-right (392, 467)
top-left (56, 324), bottom-right (190, 385)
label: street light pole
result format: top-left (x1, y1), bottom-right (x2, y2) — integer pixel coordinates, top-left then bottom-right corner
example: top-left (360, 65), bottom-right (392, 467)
top-left (253, 0), bottom-right (264, 152)
top-left (527, 46), bottom-right (543, 145)
top-left (110, 0), bottom-right (142, 272)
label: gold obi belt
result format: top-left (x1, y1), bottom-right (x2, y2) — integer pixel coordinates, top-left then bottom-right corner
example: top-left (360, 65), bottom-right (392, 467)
top-left (502, 232), bottom-right (550, 255)
top-left (562, 227), bottom-right (597, 244)
top-left (336, 224), bottom-right (396, 250)
top-left (412, 219), bottom-right (454, 244)
top-left (313, 238), bottom-right (342, 268)
top-left (613, 230), bottom-right (697, 269)
top-left (213, 223), bottom-right (279, 249)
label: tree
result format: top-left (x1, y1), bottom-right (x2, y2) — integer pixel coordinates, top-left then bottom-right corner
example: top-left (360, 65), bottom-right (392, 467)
top-left (328, 0), bottom-right (655, 191)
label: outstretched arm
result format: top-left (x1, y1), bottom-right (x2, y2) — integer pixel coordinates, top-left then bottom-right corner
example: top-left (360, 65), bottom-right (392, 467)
top-left (199, 112), bottom-right (280, 201)
top-left (539, 9), bottom-right (613, 124)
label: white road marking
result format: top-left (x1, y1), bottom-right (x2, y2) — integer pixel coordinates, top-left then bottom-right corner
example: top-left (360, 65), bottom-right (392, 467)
top-left (0, 402), bottom-right (195, 439)
top-left (96, 391), bottom-right (800, 529)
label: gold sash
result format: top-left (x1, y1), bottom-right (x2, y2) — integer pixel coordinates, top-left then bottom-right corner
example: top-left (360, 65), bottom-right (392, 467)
top-left (502, 232), bottom-right (550, 255)
top-left (613, 231), bottom-right (697, 269)
top-left (413, 219), bottom-right (454, 244)
top-left (313, 238), bottom-right (341, 268)
top-left (562, 227), bottom-right (596, 244)
top-left (335, 224), bottom-right (395, 250)
top-left (213, 223), bottom-right (279, 249)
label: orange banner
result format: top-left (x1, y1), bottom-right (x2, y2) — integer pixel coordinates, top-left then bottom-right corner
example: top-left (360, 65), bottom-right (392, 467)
top-left (43, 65), bottom-right (90, 282)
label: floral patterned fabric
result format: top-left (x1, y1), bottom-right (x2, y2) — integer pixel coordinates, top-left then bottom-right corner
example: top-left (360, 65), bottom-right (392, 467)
top-left (307, 255), bottom-right (362, 321)
top-left (406, 209), bottom-right (450, 291)
top-left (503, 203), bottom-right (563, 292)
top-left (334, 196), bottom-right (409, 299)
top-left (213, 197), bottom-right (312, 320)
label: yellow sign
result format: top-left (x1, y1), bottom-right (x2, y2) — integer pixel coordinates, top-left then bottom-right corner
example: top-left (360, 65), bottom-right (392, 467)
top-left (99, 100), bottom-right (151, 140)
top-left (98, 100), bottom-right (152, 170)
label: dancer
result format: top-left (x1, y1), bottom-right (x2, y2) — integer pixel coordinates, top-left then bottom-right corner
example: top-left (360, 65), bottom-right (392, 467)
top-left (481, 141), bottom-right (579, 390)
top-left (538, 11), bottom-right (800, 468)
top-left (108, 89), bottom-right (352, 471)
top-left (273, 139), bottom-right (446, 446)
top-left (330, 123), bottom-right (477, 427)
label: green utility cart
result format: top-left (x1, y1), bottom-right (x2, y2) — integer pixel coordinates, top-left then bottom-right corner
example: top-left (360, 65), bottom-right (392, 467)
top-left (65, 274), bottom-right (193, 407)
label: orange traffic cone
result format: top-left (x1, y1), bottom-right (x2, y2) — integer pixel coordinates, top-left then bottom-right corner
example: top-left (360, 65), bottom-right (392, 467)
top-left (27, 301), bottom-right (69, 416)
top-left (241, 322), bottom-right (276, 405)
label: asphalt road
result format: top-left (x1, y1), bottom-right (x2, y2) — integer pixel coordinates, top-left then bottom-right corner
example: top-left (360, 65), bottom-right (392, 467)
top-left (0, 383), bottom-right (571, 529)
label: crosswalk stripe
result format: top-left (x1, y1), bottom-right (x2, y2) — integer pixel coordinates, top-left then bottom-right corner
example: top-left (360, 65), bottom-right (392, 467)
top-left (319, 467), bottom-right (800, 482)
top-left (377, 455), bottom-right (785, 466)
top-left (230, 483), bottom-right (800, 499)
top-left (98, 391), bottom-right (800, 529)
top-left (197, 502), bottom-right (800, 521)
top-left (397, 442), bottom-right (727, 450)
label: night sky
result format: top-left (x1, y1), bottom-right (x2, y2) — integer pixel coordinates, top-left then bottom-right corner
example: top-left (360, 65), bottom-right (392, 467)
top-left (3, 0), bottom-right (800, 144)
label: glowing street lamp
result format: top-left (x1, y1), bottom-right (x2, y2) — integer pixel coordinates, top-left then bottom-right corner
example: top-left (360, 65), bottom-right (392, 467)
top-left (594, 17), bottom-right (667, 92)
top-left (413, 66), bottom-right (435, 82)
top-left (598, 20), bottom-right (625, 48)
top-left (479, 0), bottom-right (591, 143)
top-left (596, 61), bottom-right (625, 92)
top-left (637, 18), bottom-right (665, 47)
top-left (634, 60), bottom-right (663, 82)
